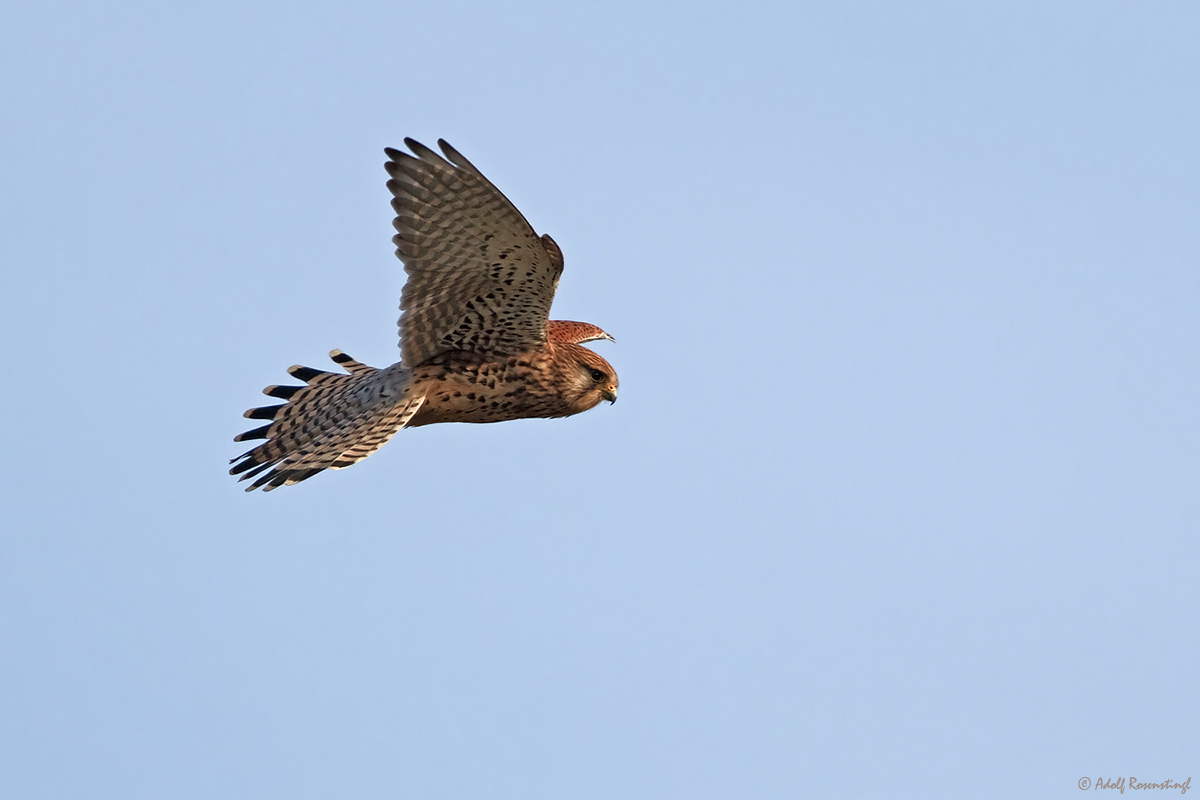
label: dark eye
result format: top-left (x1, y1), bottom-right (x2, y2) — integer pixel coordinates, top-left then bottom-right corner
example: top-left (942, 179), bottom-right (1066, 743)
top-left (589, 368), bottom-right (605, 382)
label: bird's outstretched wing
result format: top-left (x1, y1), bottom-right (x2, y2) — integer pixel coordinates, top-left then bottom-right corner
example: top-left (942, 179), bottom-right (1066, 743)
top-left (386, 139), bottom-right (564, 366)
top-left (229, 355), bottom-right (424, 491)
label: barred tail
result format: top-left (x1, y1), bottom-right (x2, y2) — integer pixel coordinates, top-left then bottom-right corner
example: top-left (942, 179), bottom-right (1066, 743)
top-left (230, 350), bottom-right (424, 492)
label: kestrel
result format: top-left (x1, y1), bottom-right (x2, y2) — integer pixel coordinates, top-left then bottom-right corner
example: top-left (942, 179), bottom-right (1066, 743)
top-left (231, 138), bottom-right (618, 491)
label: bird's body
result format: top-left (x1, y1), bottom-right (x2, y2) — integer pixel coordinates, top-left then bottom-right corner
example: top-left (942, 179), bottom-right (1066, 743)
top-left (230, 139), bottom-right (618, 491)
top-left (409, 342), bottom-right (616, 427)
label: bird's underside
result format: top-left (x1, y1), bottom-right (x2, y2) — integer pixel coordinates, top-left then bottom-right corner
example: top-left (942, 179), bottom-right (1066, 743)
top-left (231, 139), bottom-right (618, 492)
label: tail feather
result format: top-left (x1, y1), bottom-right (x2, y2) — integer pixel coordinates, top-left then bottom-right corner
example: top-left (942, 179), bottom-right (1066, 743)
top-left (244, 404), bottom-right (286, 421)
top-left (329, 349), bottom-right (375, 375)
top-left (287, 365), bottom-right (334, 383)
top-left (263, 384), bottom-right (301, 400)
top-left (231, 351), bottom-right (423, 492)
top-left (233, 423), bottom-right (272, 442)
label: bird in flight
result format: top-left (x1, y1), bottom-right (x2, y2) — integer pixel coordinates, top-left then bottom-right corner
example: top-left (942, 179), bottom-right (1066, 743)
top-left (231, 138), bottom-right (618, 491)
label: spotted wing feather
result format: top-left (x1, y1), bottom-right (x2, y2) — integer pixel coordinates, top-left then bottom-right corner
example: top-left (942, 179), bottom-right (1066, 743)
top-left (230, 353), bottom-right (425, 491)
top-left (546, 320), bottom-right (615, 345)
top-left (385, 138), bottom-right (564, 366)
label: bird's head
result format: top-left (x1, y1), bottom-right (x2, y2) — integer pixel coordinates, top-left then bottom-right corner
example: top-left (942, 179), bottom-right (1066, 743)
top-left (558, 343), bottom-right (619, 414)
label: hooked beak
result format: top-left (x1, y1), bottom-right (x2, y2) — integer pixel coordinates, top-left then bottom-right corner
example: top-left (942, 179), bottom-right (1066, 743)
top-left (602, 387), bottom-right (618, 404)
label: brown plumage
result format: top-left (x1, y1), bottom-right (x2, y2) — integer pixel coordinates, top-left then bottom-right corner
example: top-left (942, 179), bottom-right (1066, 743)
top-left (230, 138), bottom-right (618, 491)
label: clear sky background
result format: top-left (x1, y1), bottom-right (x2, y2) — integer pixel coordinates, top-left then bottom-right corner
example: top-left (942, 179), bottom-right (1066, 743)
top-left (1, 2), bottom-right (1197, 798)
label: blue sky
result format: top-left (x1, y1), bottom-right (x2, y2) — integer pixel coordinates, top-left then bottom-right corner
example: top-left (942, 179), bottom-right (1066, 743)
top-left (1, 2), bottom-right (1197, 798)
